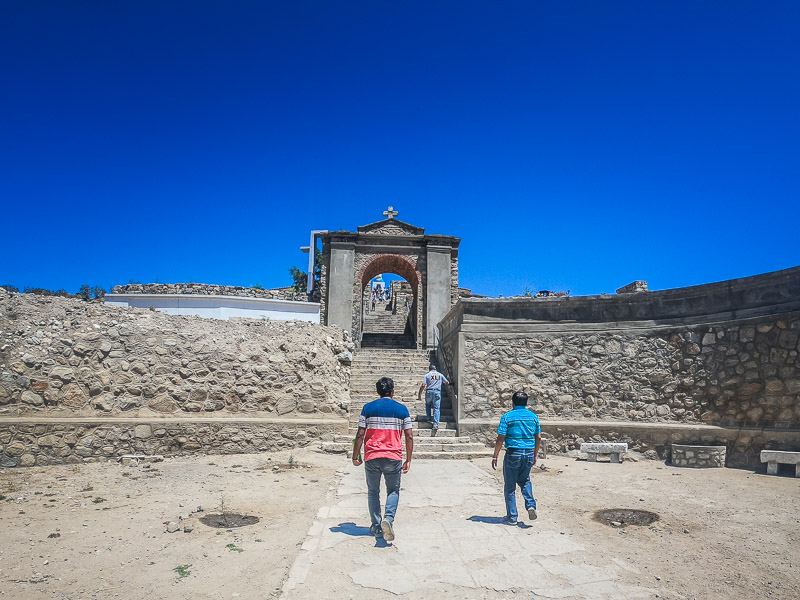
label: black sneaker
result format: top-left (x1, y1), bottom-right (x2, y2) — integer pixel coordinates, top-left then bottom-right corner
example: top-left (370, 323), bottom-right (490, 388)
top-left (369, 524), bottom-right (383, 538)
top-left (501, 517), bottom-right (518, 526)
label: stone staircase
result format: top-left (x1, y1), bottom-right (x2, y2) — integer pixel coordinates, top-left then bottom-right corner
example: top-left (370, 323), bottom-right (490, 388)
top-left (321, 348), bottom-right (491, 460)
top-left (362, 298), bottom-right (415, 349)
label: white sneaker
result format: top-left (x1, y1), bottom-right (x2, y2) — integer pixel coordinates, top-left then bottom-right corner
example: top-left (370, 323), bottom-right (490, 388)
top-left (381, 518), bottom-right (395, 542)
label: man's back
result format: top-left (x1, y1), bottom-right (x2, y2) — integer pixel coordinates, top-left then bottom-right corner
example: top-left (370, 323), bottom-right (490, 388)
top-left (359, 397), bottom-right (412, 461)
top-left (423, 369), bottom-right (447, 391)
top-left (498, 406), bottom-right (540, 449)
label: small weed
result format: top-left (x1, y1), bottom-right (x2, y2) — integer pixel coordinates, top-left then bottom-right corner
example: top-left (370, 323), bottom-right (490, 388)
top-left (255, 538), bottom-right (264, 543)
top-left (226, 543), bottom-right (244, 553)
top-left (231, 464), bottom-right (243, 468)
top-left (0, 495), bottom-right (5, 501)
top-left (173, 564), bottom-right (192, 578)
top-left (288, 455), bottom-right (294, 468)
top-left (92, 497), bottom-right (105, 504)
top-left (216, 531), bottom-right (222, 536)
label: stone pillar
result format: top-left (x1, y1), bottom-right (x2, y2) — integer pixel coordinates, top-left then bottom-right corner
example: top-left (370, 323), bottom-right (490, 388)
top-left (327, 242), bottom-right (355, 334)
top-left (426, 245), bottom-right (452, 347)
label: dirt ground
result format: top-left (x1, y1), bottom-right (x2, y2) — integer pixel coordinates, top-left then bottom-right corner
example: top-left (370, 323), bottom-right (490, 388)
top-left (1, 451), bottom-right (798, 600)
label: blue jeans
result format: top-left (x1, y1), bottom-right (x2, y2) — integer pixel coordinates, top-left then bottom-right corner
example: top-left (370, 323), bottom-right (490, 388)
top-left (425, 390), bottom-right (441, 428)
top-left (503, 449), bottom-right (536, 522)
top-left (365, 458), bottom-right (402, 527)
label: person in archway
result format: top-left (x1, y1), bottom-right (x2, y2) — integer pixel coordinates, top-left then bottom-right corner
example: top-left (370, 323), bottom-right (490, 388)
top-left (491, 390), bottom-right (541, 525)
top-left (352, 377), bottom-right (413, 542)
top-left (417, 364), bottom-right (451, 435)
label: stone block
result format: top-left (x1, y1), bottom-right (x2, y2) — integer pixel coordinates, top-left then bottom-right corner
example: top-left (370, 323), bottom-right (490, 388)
top-left (134, 425), bottom-right (152, 439)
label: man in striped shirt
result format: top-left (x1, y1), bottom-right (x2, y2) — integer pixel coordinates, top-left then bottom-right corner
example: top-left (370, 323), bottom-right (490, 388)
top-left (352, 376), bottom-right (413, 542)
top-left (491, 390), bottom-right (541, 525)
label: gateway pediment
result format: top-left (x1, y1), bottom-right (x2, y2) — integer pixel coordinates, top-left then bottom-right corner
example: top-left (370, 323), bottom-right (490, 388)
top-left (358, 218), bottom-right (425, 236)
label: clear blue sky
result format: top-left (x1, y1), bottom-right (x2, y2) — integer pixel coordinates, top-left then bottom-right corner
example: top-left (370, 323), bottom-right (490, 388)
top-left (2, 2), bottom-right (798, 297)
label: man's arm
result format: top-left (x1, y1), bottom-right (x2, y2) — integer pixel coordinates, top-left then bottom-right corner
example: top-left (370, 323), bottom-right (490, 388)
top-left (352, 426), bottom-right (366, 466)
top-left (533, 433), bottom-right (541, 466)
top-left (491, 434), bottom-right (505, 470)
top-left (417, 382), bottom-right (425, 401)
top-left (403, 428), bottom-right (413, 473)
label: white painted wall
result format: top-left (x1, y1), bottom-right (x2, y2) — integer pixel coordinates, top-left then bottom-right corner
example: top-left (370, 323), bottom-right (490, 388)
top-left (105, 294), bottom-right (320, 323)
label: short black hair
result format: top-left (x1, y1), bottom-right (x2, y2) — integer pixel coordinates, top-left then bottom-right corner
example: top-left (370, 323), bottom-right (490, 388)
top-left (512, 391), bottom-right (528, 407)
top-left (376, 377), bottom-right (394, 398)
top-left (429, 364), bottom-right (437, 371)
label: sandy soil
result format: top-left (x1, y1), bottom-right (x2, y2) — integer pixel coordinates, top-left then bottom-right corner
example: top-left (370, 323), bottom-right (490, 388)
top-left (0, 449), bottom-right (343, 600)
top-left (1, 451), bottom-right (799, 600)
top-left (478, 456), bottom-right (800, 600)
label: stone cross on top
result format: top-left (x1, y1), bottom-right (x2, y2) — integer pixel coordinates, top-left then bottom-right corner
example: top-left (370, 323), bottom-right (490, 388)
top-left (382, 206), bottom-right (398, 220)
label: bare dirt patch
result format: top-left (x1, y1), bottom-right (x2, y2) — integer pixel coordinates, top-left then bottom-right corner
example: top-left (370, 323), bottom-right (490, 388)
top-left (593, 508), bottom-right (660, 527)
top-left (0, 449), bottom-right (342, 599)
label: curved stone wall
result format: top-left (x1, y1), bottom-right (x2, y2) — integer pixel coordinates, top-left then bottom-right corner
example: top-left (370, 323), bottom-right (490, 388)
top-left (439, 266), bottom-right (800, 466)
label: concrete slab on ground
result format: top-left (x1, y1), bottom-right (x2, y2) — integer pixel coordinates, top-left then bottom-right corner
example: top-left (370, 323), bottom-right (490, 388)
top-left (281, 460), bottom-right (654, 599)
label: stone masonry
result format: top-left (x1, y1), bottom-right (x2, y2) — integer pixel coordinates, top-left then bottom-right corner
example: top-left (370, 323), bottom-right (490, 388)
top-left (0, 288), bottom-right (351, 466)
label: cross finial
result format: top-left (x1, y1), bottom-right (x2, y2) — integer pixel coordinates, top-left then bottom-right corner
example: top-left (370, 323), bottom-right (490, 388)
top-left (382, 206), bottom-right (398, 220)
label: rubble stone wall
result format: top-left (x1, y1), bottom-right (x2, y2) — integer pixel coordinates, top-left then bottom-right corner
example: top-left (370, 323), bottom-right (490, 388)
top-left (440, 267), bottom-right (800, 466)
top-left (0, 290), bottom-right (351, 466)
top-left (112, 283), bottom-right (307, 301)
top-left (0, 420), bottom-right (342, 467)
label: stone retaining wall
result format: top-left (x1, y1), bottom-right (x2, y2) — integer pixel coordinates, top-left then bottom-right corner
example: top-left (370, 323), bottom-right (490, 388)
top-left (671, 444), bottom-right (726, 467)
top-left (0, 289), bottom-right (352, 466)
top-left (440, 267), bottom-right (800, 467)
top-left (0, 419), bottom-right (345, 467)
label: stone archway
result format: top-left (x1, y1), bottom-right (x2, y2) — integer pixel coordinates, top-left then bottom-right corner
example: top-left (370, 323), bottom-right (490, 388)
top-left (357, 254), bottom-right (423, 348)
top-left (319, 213), bottom-right (460, 349)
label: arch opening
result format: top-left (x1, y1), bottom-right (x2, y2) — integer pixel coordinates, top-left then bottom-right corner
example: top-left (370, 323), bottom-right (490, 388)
top-left (357, 255), bottom-right (422, 349)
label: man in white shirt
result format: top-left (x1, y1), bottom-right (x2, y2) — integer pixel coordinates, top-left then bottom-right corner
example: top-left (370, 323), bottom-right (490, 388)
top-left (417, 364), bottom-right (451, 434)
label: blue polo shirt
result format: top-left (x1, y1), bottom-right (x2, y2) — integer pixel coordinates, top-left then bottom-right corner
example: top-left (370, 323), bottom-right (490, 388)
top-left (497, 406), bottom-right (541, 450)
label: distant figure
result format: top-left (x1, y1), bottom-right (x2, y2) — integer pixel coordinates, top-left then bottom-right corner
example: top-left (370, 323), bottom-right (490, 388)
top-left (417, 364), bottom-right (451, 434)
top-left (352, 377), bottom-right (414, 542)
top-left (491, 390), bottom-right (541, 525)
top-left (371, 290), bottom-right (377, 311)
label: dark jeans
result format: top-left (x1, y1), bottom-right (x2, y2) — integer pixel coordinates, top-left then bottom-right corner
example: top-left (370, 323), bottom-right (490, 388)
top-left (365, 458), bottom-right (402, 526)
top-left (503, 449), bottom-right (536, 521)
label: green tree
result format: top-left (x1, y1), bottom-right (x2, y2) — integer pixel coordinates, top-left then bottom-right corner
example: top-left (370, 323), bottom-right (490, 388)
top-left (289, 248), bottom-right (322, 294)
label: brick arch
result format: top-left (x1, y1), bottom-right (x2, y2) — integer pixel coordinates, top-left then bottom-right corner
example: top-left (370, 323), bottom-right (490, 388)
top-left (358, 254), bottom-right (421, 290)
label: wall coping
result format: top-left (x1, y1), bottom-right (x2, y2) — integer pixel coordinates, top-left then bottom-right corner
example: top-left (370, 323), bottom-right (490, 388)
top-left (0, 416), bottom-right (347, 425)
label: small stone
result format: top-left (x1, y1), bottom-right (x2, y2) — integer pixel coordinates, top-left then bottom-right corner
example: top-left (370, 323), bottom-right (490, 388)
top-left (166, 522), bottom-right (180, 533)
top-left (183, 524), bottom-right (194, 533)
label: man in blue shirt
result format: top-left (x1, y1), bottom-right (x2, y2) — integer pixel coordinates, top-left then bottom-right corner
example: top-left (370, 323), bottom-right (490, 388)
top-left (492, 390), bottom-right (541, 524)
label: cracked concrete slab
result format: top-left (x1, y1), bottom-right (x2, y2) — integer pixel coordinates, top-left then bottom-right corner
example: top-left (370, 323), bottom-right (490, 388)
top-left (280, 460), bottom-right (657, 599)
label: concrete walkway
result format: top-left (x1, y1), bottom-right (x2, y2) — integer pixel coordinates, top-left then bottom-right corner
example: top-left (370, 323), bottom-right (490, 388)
top-left (281, 460), bottom-right (653, 599)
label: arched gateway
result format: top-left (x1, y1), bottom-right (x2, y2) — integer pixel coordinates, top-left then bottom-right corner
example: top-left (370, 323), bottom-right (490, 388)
top-left (319, 209), bottom-right (460, 349)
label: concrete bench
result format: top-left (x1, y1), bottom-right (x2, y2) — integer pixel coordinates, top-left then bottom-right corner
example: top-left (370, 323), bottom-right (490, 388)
top-left (761, 450), bottom-right (800, 477)
top-left (581, 442), bottom-right (628, 464)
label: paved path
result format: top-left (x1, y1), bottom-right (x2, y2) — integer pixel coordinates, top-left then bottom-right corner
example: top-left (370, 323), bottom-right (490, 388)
top-left (281, 460), bottom-right (653, 599)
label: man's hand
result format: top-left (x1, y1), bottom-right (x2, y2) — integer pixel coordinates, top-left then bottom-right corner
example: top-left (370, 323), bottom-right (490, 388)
top-left (352, 456), bottom-right (363, 467)
top-left (532, 454), bottom-right (537, 467)
top-left (491, 456), bottom-right (498, 470)
top-left (402, 460), bottom-right (411, 474)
